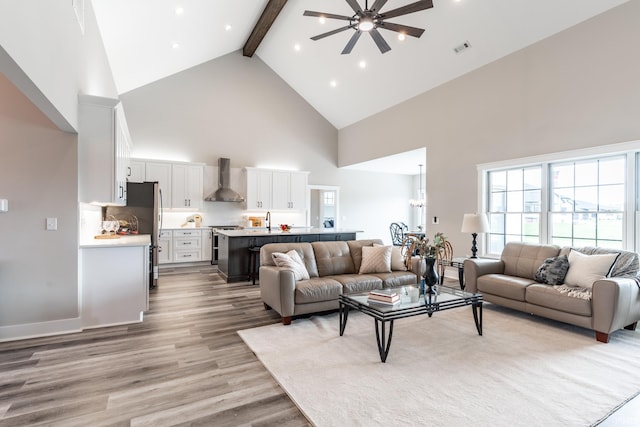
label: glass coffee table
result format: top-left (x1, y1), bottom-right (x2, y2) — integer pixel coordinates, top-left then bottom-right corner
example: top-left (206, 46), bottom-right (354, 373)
top-left (339, 285), bottom-right (483, 363)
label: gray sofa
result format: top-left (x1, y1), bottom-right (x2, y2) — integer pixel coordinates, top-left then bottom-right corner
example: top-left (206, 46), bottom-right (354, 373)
top-left (464, 242), bottom-right (640, 342)
top-left (259, 239), bottom-right (420, 324)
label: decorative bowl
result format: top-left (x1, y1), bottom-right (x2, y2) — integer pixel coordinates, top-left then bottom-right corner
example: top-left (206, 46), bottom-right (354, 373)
top-left (280, 224), bottom-right (291, 232)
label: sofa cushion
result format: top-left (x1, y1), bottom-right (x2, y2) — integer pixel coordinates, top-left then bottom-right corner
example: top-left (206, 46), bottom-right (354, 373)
top-left (559, 246), bottom-right (638, 279)
top-left (347, 239), bottom-right (385, 272)
top-left (374, 244), bottom-right (406, 271)
top-left (261, 243), bottom-right (320, 277)
top-left (502, 242), bottom-right (561, 280)
top-left (534, 255), bottom-right (569, 285)
top-left (272, 250), bottom-right (310, 281)
top-left (328, 274), bottom-right (383, 294)
top-left (477, 274), bottom-right (536, 301)
top-left (312, 241), bottom-right (356, 276)
top-left (359, 245), bottom-right (392, 274)
top-left (295, 277), bottom-right (343, 304)
top-left (371, 271), bottom-right (417, 288)
top-left (525, 284), bottom-right (592, 317)
top-left (564, 250), bottom-right (619, 289)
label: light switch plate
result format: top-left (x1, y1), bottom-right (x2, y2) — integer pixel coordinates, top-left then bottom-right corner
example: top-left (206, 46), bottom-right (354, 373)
top-left (432, 216), bottom-right (439, 224)
top-left (46, 217), bottom-right (57, 231)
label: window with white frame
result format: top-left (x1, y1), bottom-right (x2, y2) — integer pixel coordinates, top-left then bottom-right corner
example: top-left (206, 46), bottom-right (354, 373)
top-left (480, 142), bottom-right (638, 257)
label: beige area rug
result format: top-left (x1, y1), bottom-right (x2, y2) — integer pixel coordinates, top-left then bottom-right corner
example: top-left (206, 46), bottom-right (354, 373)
top-left (239, 304), bottom-right (640, 427)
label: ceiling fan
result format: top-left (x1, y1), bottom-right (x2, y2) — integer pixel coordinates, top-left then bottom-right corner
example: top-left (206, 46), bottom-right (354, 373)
top-left (303, 0), bottom-right (434, 54)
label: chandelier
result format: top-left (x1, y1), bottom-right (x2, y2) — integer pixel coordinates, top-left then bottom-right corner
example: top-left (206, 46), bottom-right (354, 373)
top-left (409, 164), bottom-right (425, 207)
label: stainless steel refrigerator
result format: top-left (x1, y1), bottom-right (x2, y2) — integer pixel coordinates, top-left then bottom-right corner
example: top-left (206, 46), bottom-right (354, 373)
top-left (106, 181), bottom-right (162, 288)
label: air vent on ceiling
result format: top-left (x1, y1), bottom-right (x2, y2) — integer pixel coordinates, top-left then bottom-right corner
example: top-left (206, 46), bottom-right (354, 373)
top-left (453, 41), bottom-right (471, 54)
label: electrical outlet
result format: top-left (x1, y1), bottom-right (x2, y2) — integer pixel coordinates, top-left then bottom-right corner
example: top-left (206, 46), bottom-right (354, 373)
top-left (432, 216), bottom-right (439, 224)
top-left (46, 217), bottom-right (58, 231)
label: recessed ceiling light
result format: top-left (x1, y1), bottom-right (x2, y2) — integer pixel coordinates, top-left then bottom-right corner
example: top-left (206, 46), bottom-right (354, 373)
top-left (294, 43), bottom-right (301, 52)
top-left (359, 60), bottom-right (367, 69)
top-left (330, 80), bottom-right (337, 88)
top-left (319, 17), bottom-right (326, 24)
top-left (175, 6), bottom-right (184, 15)
top-left (225, 24), bottom-right (232, 31)
top-left (172, 42), bottom-right (180, 49)
top-left (398, 33), bottom-right (406, 41)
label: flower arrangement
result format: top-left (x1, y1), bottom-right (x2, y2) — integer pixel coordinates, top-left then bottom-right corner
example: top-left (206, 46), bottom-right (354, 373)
top-left (404, 232), bottom-right (448, 259)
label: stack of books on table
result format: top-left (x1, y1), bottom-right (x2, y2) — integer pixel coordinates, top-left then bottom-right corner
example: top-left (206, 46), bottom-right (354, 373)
top-left (368, 289), bottom-right (400, 305)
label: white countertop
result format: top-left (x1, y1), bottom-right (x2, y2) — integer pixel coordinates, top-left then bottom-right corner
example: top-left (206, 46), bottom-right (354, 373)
top-left (216, 228), bottom-right (362, 237)
top-left (80, 234), bottom-right (151, 248)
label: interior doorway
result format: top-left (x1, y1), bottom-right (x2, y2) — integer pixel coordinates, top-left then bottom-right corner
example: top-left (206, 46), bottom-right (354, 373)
top-left (308, 185), bottom-right (340, 229)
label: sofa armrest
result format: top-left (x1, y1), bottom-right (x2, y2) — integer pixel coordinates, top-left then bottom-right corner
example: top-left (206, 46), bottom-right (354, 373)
top-left (464, 258), bottom-right (505, 293)
top-left (259, 266), bottom-right (296, 317)
top-left (592, 277), bottom-right (640, 335)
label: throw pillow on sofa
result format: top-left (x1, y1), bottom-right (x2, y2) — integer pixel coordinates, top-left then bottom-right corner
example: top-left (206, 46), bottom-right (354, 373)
top-left (272, 250), bottom-right (310, 281)
top-left (359, 245), bottom-right (392, 274)
top-left (563, 249), bottom-right (620, 289)
top-left (373, 243), bottom-right (406, 271)
top-left (535, 255), bottom-right (569, 285)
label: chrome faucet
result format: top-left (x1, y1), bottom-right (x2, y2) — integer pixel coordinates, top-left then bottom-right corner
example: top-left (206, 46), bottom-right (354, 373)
top-left (265, 211), bottom-right (271, 232)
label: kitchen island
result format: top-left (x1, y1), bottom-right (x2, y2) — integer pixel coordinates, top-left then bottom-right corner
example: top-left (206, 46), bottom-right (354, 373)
top-left (217, 228), bottom-right (362, 283)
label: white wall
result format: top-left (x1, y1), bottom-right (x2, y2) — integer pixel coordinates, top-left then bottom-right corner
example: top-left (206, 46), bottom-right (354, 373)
top-left (0, 73), bottom-right (80, 339)
top-left (338, 1), bottom-right (640, 256)
top-left (121, 51), bottom-right (415, 243)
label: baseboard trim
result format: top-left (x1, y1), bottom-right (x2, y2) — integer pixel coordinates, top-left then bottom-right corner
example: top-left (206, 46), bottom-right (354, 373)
top-left (0, 317), bottom-right (82, 342)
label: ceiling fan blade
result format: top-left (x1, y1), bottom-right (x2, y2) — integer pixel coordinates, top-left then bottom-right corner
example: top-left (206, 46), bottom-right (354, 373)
top-left (379, 21), bottom-right (425, 38)
top-left (380, 0), bottom-right (433, 20)
top-left (303, 10), bottom-right (353, 21)
top-left (369, 29), bottom-right (391, 53)
top-left (310, 25), bottom-right (354, 41)
top-left (345, 0), bottom-right (363, 15)
top-left (370, 0), bottom-right (389, 13)
top-left (341, 31), bottom-right (362, 54)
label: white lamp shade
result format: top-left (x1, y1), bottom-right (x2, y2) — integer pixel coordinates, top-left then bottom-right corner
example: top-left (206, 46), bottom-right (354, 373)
top-left (461, 213), bottom-right (490, 233)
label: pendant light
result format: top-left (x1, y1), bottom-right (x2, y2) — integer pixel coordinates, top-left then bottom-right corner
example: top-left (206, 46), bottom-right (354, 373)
top-left (410, 164), bottom-right (425, 208)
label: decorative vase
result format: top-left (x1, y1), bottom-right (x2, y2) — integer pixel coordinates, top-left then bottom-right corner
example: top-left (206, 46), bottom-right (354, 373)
top-left (423, 257), bottom-right (439, 294)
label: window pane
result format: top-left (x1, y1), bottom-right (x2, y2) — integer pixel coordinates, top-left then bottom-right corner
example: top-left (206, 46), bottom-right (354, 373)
top-left (575, 161), bottom-right (598, 186)
top-left (551, 213), bottom-right (572, 238)
top-left (574, 187), bottom-right (597, 212)
top-left (597, 213), bottom-right (623, 241)
top-left (490, 213), bottom-right (505, 234)
top-left (552, 237), bottom-right (573, 246)
top-left (489, 235), bottom-right (504, 254)
top-left (523, 214), bottom-right (539, 237)
top-left (599, 184), bottom-right (624, 211)
top-left (490, 171), bottom-right (506, 192)
top-left (490, 192), bottom-right (506, 212)
top-left (573, 238), bottom-right (597, 247)
top-left (524, 190), bottom-right (541, 212)
top-left (598, 240), bottom-right (622, 250)
top-left (573, 213), bottom-right (596, 239)
top-left (524, 168), bottom-right (541, 190)
top-left (506, 191), bottom-right (523, 212)
top-left (552, 164), bottom-right (574, 188)
top-left (505, 214), bottom-right (522, 235)
top-left (600, 157), bottom-right (625, 185)
top-left (507, 169), bottom-right (523, 191)
top-left (552, 188), bottom-right (574, 211)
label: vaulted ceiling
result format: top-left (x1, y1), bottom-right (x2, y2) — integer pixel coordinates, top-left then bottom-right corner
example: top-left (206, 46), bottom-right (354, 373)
top-left (93, 0), bottom-right (628, 130)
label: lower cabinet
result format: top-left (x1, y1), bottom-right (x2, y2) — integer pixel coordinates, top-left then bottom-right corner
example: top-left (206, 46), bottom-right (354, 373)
top-left (81, 245), bottom-right (149, 328)
top-left (158, 229), bottom-right (212, 264)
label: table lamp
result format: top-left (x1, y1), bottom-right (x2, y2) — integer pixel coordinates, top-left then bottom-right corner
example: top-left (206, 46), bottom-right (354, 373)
top-left (461, 213), bottom-right (490, 258)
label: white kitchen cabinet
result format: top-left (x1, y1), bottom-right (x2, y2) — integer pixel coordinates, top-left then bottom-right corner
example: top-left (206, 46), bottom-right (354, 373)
top-left (128, 160), bottom-right (146, 183)
top-left (172, 164), bottom-right (204, 210)
top-left (78, 94), bottom-right (131, 205)
top-left (272, 171), bottom-right (308, 210)
top-left (145, 161), bottom-right (172, 209)
top-left (246, 168), bottom-right (308, 211)
top-left (202, 228), bottom-right (212, 262)
top-left (158, 230), bottom-right (172, 264)
top-left (81, 244), bottom-right (149, 328)
top-left (172, 229), bottom-right (202, 262)
top-left (246, 168), bottom-right (273, 210)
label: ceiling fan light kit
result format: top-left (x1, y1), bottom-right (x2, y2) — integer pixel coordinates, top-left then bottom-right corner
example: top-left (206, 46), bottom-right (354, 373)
top-left (304, 0), bottom-right (434, 54)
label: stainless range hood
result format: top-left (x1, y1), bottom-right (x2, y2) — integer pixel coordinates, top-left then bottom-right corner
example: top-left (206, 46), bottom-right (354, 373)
top-left (204, 158), bottom-right (245, 202)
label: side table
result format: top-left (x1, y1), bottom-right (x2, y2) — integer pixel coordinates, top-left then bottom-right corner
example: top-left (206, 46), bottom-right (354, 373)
top-left (438, 257), bottom-right (467, 289)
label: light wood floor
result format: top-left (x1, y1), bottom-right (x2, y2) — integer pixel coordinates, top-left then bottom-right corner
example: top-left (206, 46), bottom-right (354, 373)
top-left (0, 266), bottom-right (310, 426)
top-left (1, 266), bottom-right (638, 426)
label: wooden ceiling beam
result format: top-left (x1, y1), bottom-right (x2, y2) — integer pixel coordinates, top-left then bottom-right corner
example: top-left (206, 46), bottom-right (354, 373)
top-left (243, 0), bottom-right (288, 57)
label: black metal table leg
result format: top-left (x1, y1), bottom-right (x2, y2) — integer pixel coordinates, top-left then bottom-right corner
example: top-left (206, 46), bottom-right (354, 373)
top-left (374, 319), bottom-right (394, 363)
top-left (472, 301), bottom-right (483, 335)
top-left (458, 266), bottom-right (465, 290)
top-left (339, 302), bottom-right (349, 336)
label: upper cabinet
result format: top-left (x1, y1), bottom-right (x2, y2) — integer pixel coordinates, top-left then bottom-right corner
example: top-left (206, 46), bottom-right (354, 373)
top-left (172, 163), bottom-right (204, 210)
top-left (129, 159), bottom-right (203, 210)
top-left (78, 94), bottom-right (131, 205)
top-left (245, 168), bottom-right (308, 211)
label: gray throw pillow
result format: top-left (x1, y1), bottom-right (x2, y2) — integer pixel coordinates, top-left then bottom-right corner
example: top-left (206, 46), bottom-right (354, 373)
top-left (535, 255), bottom-right (569, 285)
